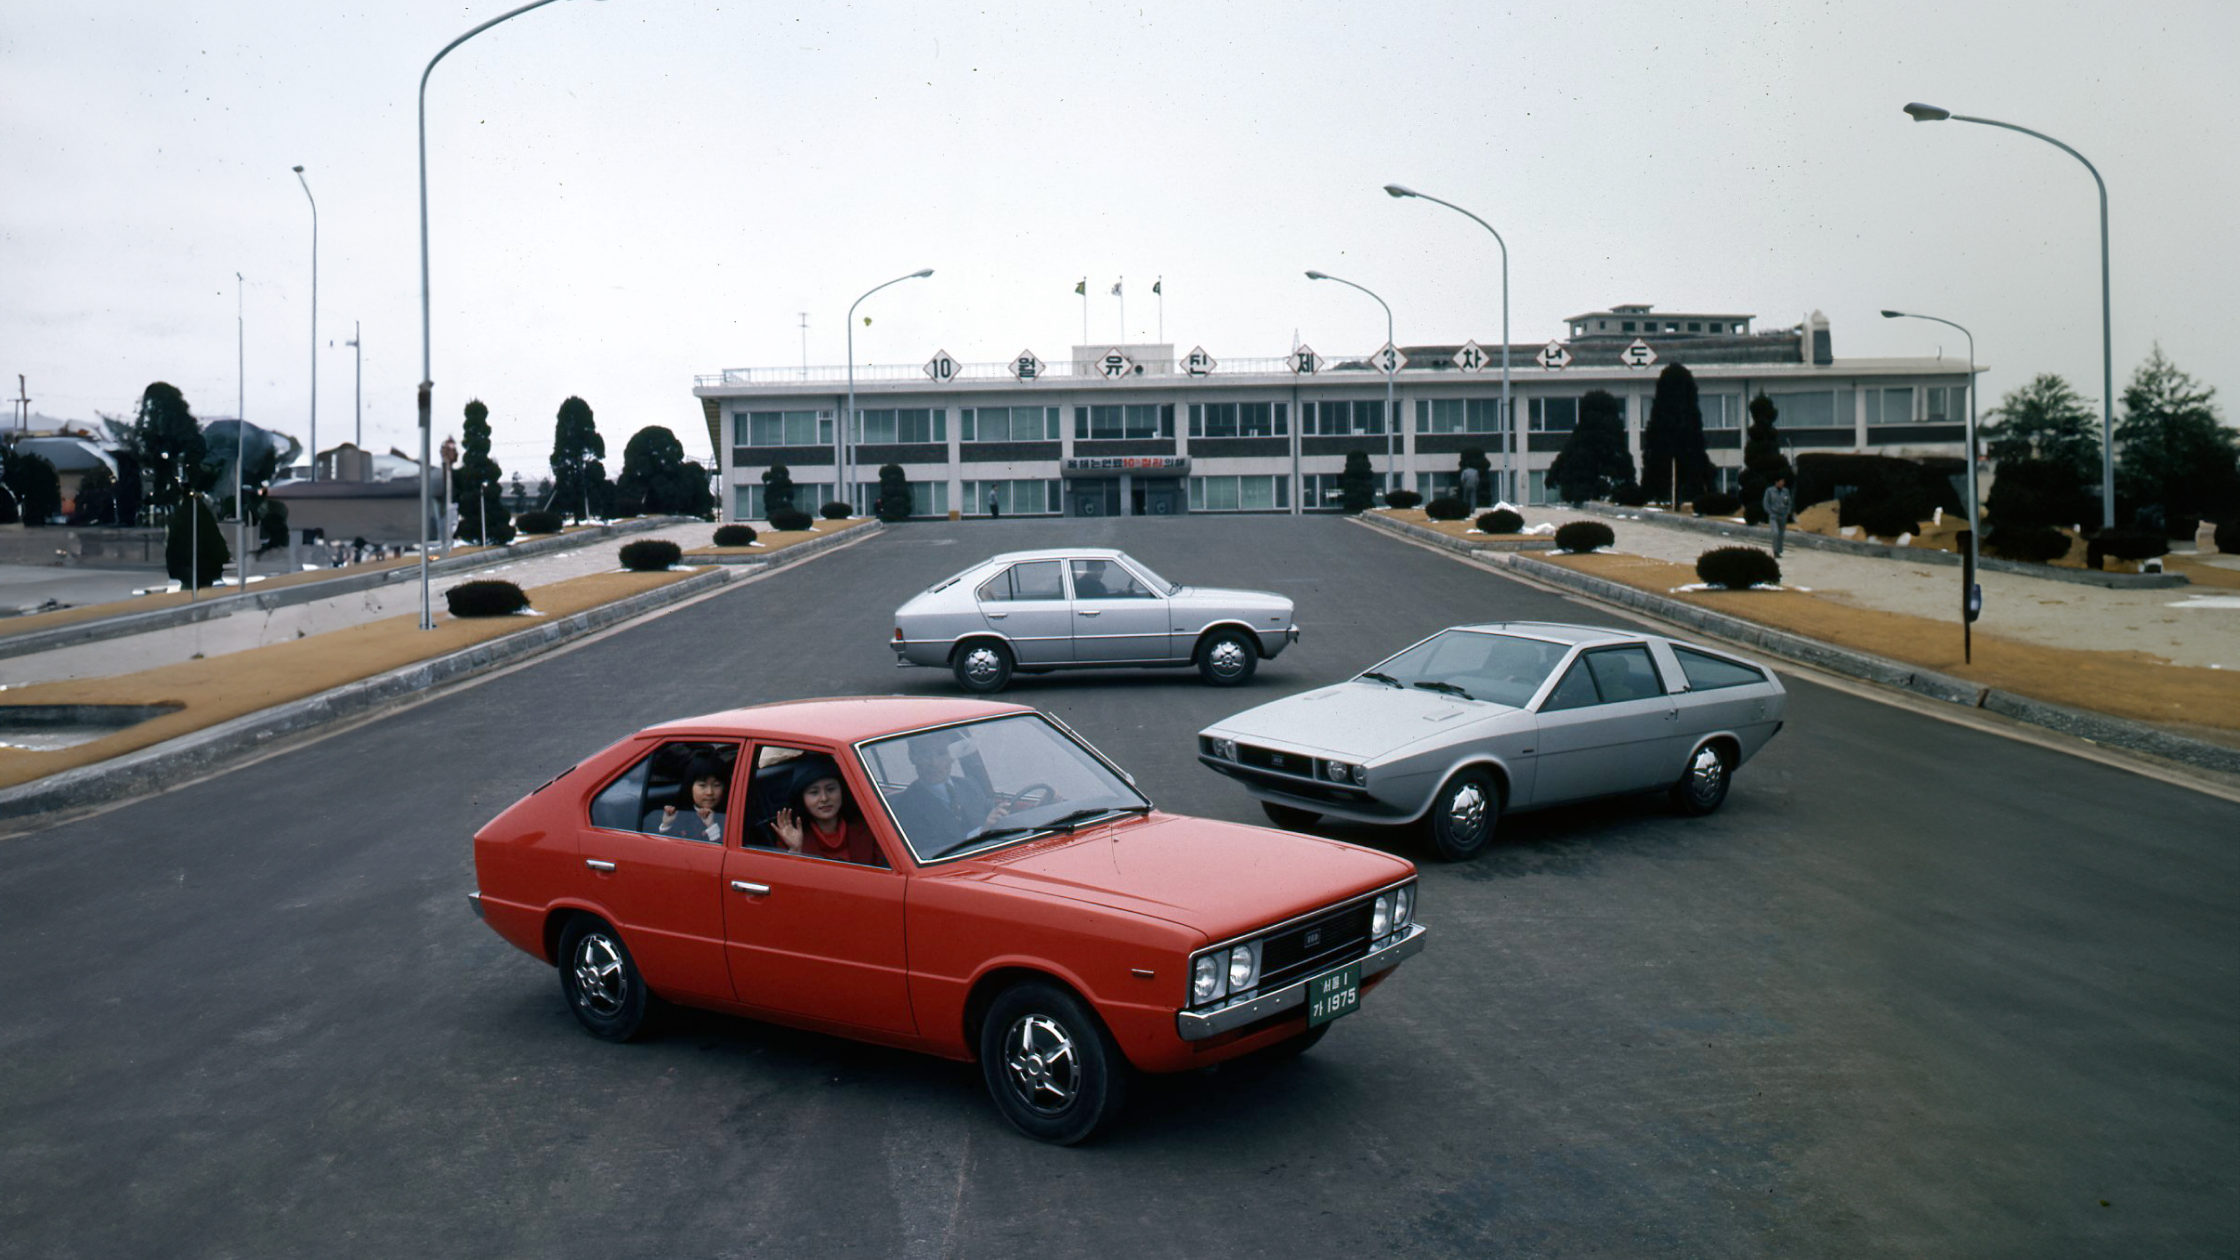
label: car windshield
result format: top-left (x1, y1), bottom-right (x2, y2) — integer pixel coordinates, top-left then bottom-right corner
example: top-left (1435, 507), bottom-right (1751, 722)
top-left (1120, 555), bottom-right (1179, 595)
top-left (1362, 630), bottom-right (1571, 708)
top-left (858, 714), bottom-right (1150, 861)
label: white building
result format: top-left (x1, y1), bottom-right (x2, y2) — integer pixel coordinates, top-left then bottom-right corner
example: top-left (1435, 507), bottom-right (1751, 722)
top-left (691, 305), bottom-right (1976, 519)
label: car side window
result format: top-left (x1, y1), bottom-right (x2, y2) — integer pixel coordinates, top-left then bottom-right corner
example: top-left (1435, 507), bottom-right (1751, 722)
top-left (975, 569), bottom-right (1013, 602)
top-left (1674, 646), bottom-right (1766, 690)
top-left (588, 740), bottom-right (740, 842)
top-left (1539, 661), bottom-right (1600, 712)
top-left (746, 743), bottom-right (890, 867)
top-left (1584, 646), bottom-right (1664, 703)
top-left (1008, 560), bottom-right (1066, 601)
top-left (1071, 558), bottom-right (1152, 599)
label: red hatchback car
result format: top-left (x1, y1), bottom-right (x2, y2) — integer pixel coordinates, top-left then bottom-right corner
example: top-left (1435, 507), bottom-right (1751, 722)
top-left (470, 697), bottom-right (1426, 1143)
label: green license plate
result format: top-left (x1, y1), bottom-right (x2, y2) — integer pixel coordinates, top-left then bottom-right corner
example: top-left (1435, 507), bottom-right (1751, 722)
top-left (1305, 960), bottom-right (1363, 1027)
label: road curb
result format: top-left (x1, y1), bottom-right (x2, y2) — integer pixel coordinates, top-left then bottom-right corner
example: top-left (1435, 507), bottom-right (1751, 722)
top-left (1567, 502), bottom-right (2190, 589)
top-left (0, 565), bottom-right (735, 822)
top-left (684, 520), bottom-right (882, 567)
top-left (0, 517), bottom-right (695, 662)
top-left (1354, 512), bottom-right (1555, 557)
top-left (1500, 553), bottom-right (2240, 776)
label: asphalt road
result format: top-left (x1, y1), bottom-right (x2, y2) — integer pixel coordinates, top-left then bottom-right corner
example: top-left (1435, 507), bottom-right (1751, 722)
top-left (6, 516), bottom-right (2235, 1259)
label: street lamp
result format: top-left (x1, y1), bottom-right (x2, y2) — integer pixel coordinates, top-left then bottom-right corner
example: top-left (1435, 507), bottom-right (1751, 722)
top-left (845, 268), bottom-right (934, 512)
top-left (1883, 308), bottom-right (1982, 663)
top-left (345, 321), bottom-right (361, 448)
top-left (1901, 102), bottom-right (2114, 530)
top-left (418, 0), bottom-right (605, 629)
top-left (293, 166), bottom-right (317, 484)
top-left (1386, 183), bottom-right (1511, 506)
top-left (1305, 270), bottom-right (1397, 501)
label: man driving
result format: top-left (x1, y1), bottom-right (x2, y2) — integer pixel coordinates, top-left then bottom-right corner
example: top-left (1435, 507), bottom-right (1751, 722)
top-left (893, 734), bottom-right (1010, 852)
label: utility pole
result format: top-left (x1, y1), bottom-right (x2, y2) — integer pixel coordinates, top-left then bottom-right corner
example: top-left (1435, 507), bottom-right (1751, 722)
top-left (14, 374), bottom-right (27, 431)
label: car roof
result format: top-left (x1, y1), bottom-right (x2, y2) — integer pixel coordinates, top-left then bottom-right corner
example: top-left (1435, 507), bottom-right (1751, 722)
top-left (979, 547), bottom-right (1129, 565)
top-left (640, 696), bottom-right (1034, 744)
top-left (1446, 621), bottom-right (1653, 648)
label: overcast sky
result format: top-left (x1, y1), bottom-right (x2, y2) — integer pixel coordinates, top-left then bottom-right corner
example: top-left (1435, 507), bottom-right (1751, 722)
top-left (5, 0), bottom-right (2233, 478)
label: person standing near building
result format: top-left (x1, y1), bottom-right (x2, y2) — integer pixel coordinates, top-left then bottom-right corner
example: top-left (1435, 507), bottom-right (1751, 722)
top-left (988, 488), bottom-right (1001, 519)
top-left (1763, 475), bottom-right (1794, 557)
top-left (1459, 465), bottom-right (1481, 511)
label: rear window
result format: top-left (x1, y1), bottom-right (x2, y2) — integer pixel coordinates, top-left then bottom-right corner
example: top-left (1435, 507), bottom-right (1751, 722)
top-left (1674, 646), bottom-right (1765, 691)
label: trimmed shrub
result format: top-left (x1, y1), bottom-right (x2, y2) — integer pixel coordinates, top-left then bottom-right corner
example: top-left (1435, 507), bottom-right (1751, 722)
top-left (2217, 516), bottom-right (2240, 554)
top-left (1554, 520), bottom-right (1614, 553)
top-left (1696, 546), bottom-right (1782, 590)
top-left (1477, 509), bottom-right (1525, 535)
top-left (1693, 491), bottom-right (1741, 517)
top-left (2086, 528), bottom-right (2168, 571)
top-left (445, 579), bottom-right (529, 618)
top-left (767, 506), bottom-right (815, 532)
top-left (819, 500), bottom-right (851, 520)
top-left (1424, 496), bottom-right (1468, 521)
top-left (1855, 498), bottom-right (1921, 540)
top-left (516, 509), bottom-right (564, 535)
top-left (1986, 524), bottom-right (2071, 564)
top-left (1383, 489), bottom-right (1423, 510)
top-left (713, 524), bottom-right (758, 547)
top-left (619, 539), bottom-right (682, 572)
top-left (1611, 481), bottom-right (1649, 507)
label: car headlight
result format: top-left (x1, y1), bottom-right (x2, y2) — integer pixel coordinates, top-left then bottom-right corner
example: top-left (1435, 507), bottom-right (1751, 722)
top-left (1215, 737), bottom-right (1237, 761)
top-left (1394, 884), bottom-right (1415, 929)
top-left (1350, 763), bottom-right (1368, 786)
top-left (1228, 942), bottom-right (1261, 991)
top-left (1371, 893), bottom-right (1392, 938)
top-left (1192, 953), bottom-right (1227, 1004)
top-left (1324, 759), bottom-right (1347, 782)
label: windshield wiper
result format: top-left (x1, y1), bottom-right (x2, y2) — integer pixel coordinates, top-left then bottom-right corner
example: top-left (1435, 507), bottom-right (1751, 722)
top-left (1412, 680), bottom-right (1475, 699)
top-left (964, 804), bottom-right (1149, 846)
top-left (1359, 671), bottom-right (1403, 688)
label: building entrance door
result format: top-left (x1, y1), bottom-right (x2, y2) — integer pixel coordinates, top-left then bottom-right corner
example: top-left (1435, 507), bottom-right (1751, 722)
top-left (1133, 478), bottom-right (1184, 516)
top-left (1068, 479), bottom-right (1121, 517)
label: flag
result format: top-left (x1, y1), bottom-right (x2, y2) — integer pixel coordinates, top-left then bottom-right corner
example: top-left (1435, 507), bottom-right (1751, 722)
top-left (1074, 279), bottom-right (1085, 295)
top-left (1152, 278), bottom-right (1162, 295)
top-left (1111, 281), bottom-right (1123, 296)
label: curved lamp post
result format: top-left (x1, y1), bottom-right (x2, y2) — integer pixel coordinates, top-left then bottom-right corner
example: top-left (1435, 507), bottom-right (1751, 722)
top-left (844, 269), bottom-right (933, 512)
top-left (292, 167), bottom-right (317, 484)
top-left (1386, 184), bottom-right (1510, 505)
top-left (1902, 103), bottom-right (2112, 530)
top-left (1882, 308), bottom-right (1981, 661)
top-left (417, 0), bottom-right (602, 629)
top-left (1305, 270), bottom-right (1396, 500)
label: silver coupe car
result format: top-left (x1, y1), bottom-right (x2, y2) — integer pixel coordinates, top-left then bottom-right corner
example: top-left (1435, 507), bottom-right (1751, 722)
top-left (892, 548), bottom-right (1300, 692)
top-left (1197, 622), bottom-right (1786, 860)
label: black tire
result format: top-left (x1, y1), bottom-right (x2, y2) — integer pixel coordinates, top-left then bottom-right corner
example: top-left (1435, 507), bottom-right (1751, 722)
top-left (1260, 801), bottom-right (1321, 832)
top-left (1197, 629), bottom-right (1258, 686)
top-left (1671, 741), bottom-right (1733, 816)
top-left (979, 980), bottom-right (1129, 1145)
top-left (557, 917), bottom-right (651, 1042)
top-left (1425, 768), bottom-right (1501, 862)
top-left (952, 639), bottom-right (1014, 693)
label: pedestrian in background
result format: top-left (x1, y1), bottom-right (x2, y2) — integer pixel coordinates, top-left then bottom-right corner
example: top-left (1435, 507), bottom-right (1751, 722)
top-left (1460, 465), bottom-right (1482, 511)
top-left (988, 489), bottom-right (1001, 519)
top-left (1763, 475), bottom-right (1794, 558)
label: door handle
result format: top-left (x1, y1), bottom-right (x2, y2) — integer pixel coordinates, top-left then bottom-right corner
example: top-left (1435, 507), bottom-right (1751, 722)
top-left (730, 880), bottom-right (771, 895)
top-left (585, 859), bottom-right (616, 872)
top-left (985, 611), bottom-right (1008, 619)
top-left (1077, 609), bottom-right (1100, 617)
top-left (1665, 709), bottom-right (1679, 721)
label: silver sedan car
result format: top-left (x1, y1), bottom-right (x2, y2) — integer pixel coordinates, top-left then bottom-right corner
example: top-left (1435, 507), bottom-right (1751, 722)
top-left (1197, 622), bottom-right (1785, 860)
top-left (892, 548), bottom-right (1300, 692)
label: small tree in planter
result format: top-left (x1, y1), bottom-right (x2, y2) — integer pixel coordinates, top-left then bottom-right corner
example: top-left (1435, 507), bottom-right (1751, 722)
top-left (819, 500), bottom-right (852, 520)
top-left (1855, 499), bottom-right (1920, 540)
top-left (1986, 524), bottom-right (2071, 563)
top-left (1339, 451), bottom-right (1377, 514)
top-left (2085, 528), bottom-right (2168, 571)
top-left (516, 509), bottom-right (564, 535)
top-left (713, 524), bottom-right (758, 547)
top-left (1424, 496), bottom-right (1468, 521)
top-left (164, 494), bottom-right (230, 590)
top-left (1611, 481), bottom-right (1649, 507)
top-left (1477, 508), bottom-right (1524, 534)
top-left (875, 464), bottom-right (913, 522)
top-left (767, 506), bottom-right (815, 532)
top-left (1554, 520), bottom-right (1614, 553)
top-left (446, 579), bottom-right (529, 617)
top-left (1383, 489), bottom-right (1423, 511)
top-left (1457, 447), bottom-right (1492, 508)
top-left (1547, 389), bottom-right (1633, 505)
top-left (2217, 515), bottom-right (2240, 554)
top-left (1696, 546), bottom-right (1782, 590)
top-left (760, 464), bottom-right (796, 516)
top-left (1693, 490), bottom-right (1742, 517)
top-left (619, 539), bottom-right (683, 572)
top-left (1738, 392), bottom-right (1792, 523)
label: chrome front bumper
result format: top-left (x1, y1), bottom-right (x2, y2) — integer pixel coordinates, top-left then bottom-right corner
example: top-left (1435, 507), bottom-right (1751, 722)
top-left (1174, 922), bottom-right (1427, 1041)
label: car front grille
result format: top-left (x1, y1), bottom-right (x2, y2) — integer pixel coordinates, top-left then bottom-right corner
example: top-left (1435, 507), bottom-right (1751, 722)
top-left (1257, 900), bottom-right (1374, 992)
top-left (1238, 743), bottom-right (1316, 778)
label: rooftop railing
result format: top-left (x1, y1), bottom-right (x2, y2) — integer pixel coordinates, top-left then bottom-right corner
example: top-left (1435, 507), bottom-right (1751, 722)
top-left (694, 353), bottom-right (1405, 389)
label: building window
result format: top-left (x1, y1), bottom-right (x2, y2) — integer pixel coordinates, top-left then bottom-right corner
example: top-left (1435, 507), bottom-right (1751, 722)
top-left (848, 479), bottom-right (948, 517)
top-left (1700, 394), bottom-right (1739, 429)
top-left (1415, 470), bottom-right (1463, 500)
top-left (1419, 397), bottom-right (1505, 434)
top-left (1528, 397), bottom-right (1578, 432)
top-left (737, 482), bottom-right (833, 520)
top-left (1299, 470), bottom-right (1395, 510)
top-left (1301, 399), bottom-right (1387, 436)
top-left (963, 478), bottom-right (1060, 515)
top-left (1687, 322), bottom-right (1702, 332)
top-left (1188, 475), bottom-right (1288, 511)
top-left (1075, 404), bottom-right (1170, 440)
top-left (1923, 384), bottom-right (1966, 422)
top-left (737, 410), bottom-right (829, 447)
top-left (962, 406), bottom-right (1059, 442)
top-left (853, 407), bottom-right (944, 445)
top-left (1873, 387), bottom-right (1916, 425)
top-left (1188, 401), bottom-right (1285, 438)
top-left (1621, 321), bottom-right (1636, 332)
top-left (1768, 390), bottom-right (1842, 428)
